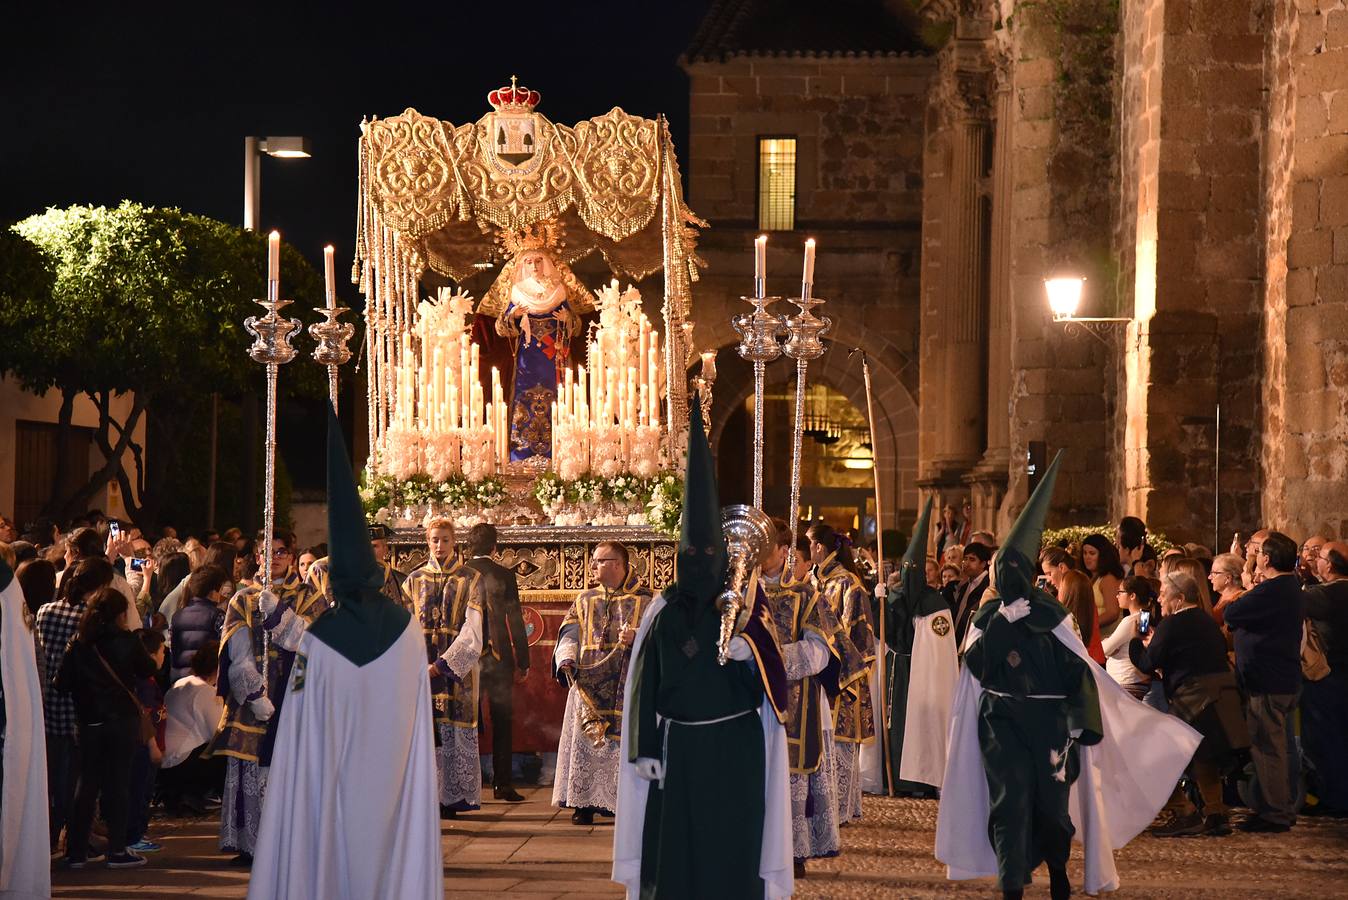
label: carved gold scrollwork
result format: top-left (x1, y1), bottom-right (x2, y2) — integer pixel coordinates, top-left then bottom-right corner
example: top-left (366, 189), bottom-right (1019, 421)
top-left (366, 110), bottom-right (461, 239)
top-left (570, 108), bottom-right (661, 242)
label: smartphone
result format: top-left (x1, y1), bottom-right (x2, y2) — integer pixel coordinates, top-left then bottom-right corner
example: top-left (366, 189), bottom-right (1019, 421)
top-left (109, 521), bottom-right (121, 540)
top-left (1137, 610), bottom-right (1152, 636)
top-left (1035, 574), bottom-right (1052, 591)
top-left (129, 557), bottom-right (147, 573)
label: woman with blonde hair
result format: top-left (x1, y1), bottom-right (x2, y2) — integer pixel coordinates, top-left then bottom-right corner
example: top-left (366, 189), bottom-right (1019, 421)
top-left (1208, 553), bottom-right (1245, 628)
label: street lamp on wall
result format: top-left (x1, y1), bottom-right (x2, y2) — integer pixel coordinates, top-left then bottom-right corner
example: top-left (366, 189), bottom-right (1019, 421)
top-left (1044, 274), bottom-right (1130, 345)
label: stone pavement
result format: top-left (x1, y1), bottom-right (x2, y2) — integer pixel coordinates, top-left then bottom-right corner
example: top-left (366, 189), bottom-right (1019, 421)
top-left (50, 788), bottom-right (1348, 898)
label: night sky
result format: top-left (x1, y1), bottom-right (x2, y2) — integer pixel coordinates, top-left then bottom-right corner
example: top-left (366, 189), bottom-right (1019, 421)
top-left (4, 2), bottom-right (712, 499)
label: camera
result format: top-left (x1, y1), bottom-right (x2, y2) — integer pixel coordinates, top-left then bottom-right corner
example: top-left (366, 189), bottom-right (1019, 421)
top-left (129, 557), bottom-right (148, 573)
top-left (1137, 610), bottom-right (1152, 636)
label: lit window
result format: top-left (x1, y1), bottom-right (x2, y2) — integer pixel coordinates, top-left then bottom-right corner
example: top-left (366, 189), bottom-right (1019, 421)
top-left (757, 137), bottom-right (797, 231)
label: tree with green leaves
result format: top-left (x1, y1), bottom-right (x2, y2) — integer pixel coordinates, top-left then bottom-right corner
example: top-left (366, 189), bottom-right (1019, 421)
top-left (2, 201), bottom-right (325, 528)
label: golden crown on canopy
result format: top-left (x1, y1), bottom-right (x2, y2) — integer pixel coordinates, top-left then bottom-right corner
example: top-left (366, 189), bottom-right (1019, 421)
top-left (488, 76), bottom-right (541, 112)
top-left (497, 220), bottom-right (562, 257)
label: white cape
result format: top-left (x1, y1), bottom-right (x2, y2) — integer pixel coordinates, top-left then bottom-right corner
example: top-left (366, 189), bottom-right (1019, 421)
top-left (898, 609), bottom-right (958, 787)
top-left (935, 618), bottom-right (1202, 894)
top-left (612, 594), bottom-right (794, 899)
top-left (1, 571), bottom-right (49, 900)
top-left (247, 618), bottom-right (442, 900)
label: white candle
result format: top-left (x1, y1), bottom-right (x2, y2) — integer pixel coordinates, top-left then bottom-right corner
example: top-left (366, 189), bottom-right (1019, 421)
top-left (268, 231), bottom-right (280, 284)
top-left (755, 234), bottom-right (767, 283)
top-left (802, 238), bottom-right (816, 287)
top-left (323, 245), bottom-right (336, 308)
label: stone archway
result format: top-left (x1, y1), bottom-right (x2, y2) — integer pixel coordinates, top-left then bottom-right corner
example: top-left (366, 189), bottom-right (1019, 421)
top-left (694, 312), bottom-right (919, 531)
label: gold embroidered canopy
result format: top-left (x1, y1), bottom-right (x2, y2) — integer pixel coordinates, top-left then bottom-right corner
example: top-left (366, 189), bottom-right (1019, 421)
top-left (354, 79), bottom-right (703, 469)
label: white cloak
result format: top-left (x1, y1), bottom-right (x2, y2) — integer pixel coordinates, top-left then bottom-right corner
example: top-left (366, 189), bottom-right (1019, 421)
top-left (612, 594), bottom-right (794, 900)
top-left (1, 571), bottom-right (49, 900)
top-left (935, 618), bottom-right (1202, 894)
top-left (898, 609), bottom-right (958, 787)
top-left (247, 618), bottom-right (442, 900)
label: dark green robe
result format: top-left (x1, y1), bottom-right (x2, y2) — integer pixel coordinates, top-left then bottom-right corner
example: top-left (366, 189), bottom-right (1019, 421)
top-left (964, 598), bottom-right (1103, 891)
top-left (630, 600), bottom-right (766, 899)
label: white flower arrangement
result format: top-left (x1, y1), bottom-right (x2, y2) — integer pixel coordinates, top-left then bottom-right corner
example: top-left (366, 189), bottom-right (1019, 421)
top-left (646, 473), bottom-right (683, 536)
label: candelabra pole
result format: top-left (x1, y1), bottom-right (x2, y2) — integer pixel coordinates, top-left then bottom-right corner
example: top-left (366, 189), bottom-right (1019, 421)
top-left (752, 359), bottom-right (766, 509)
top-left (786, 357), bottom-right (810, 570)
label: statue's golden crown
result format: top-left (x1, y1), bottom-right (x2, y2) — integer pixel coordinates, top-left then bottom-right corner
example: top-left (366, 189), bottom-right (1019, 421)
top-left (498, 221), bottom-right (562, 257)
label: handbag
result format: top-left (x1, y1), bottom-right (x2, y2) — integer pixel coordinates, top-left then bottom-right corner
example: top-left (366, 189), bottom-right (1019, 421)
top-left (1302, 620), bottom-right (1332, 682)
top-left (94, 644), bottom-right (158, 744)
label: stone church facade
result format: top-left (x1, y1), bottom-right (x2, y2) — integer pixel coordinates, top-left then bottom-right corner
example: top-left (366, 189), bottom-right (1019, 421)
top-left (681, 0), bottom-right (1348, 545)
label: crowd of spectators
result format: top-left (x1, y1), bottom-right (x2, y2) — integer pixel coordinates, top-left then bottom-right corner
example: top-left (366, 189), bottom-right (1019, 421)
top-left (911, 505), bottom-right (1345, 840)
top-left (1, 510), bottom-right (245, 868)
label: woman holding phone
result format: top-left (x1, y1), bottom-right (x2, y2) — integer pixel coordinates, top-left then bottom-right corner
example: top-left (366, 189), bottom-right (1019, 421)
top-left (1101, 576), bottom-right (1156, 699)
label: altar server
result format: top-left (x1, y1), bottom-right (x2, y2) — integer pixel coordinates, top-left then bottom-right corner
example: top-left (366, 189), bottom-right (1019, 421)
top-left (553, 542), bottom-right (654, 824)
top-left (807, 522), bottom-right (876, 825)
top-left (936, 453), bottom-right (1202, 898)
top-left (248, 409), bottom-right (440, 900)
top-left (885, 498), bottom-right (958, 793)
top-left (207, 531), bottom-right (327, 865)
top-left (305, 523), bottom-right (407, 609)
top-left (1, 555), bottom-right (50, 900)
top-left (761, 517), bottom-right (844, 878)
top-left (401, 518), bottom-right (486, 815)
top-left (614, 396), bottom-right (793, 899)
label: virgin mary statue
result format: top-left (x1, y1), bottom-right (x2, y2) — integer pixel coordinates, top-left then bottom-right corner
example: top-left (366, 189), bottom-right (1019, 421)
top-left (480, 225), bottom-right (591, 463)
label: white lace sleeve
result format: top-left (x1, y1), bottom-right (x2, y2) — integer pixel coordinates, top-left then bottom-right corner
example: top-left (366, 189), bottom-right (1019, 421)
top-left (267, 608), bottom-right (308, 652)
top-left (782, 630), bottom-right (831, 681)
top-left (226, 628), bottom-right (264, 703)
top-left (555, 622), bottom-right (580, 667)
top-left (440, 607), bottom-right (483, 680)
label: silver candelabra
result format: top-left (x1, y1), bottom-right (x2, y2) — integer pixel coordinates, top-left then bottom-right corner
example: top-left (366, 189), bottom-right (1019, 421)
top-left (732, 284), bottom-right (786, 510)
top-left (781, 287), bottom-right (830, 571)
top-left (309, 304), bottom-right (355, 413)
top-left (245, 288), bottom-right (301, 605)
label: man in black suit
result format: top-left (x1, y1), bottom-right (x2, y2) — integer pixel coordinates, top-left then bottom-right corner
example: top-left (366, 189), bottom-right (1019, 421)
top-left (464, 523), bottom-right (531, 802)
top-left (951, 541), bottom-right (993, 651)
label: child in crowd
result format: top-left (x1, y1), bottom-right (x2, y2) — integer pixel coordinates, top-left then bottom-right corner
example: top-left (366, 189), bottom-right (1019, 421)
top-left (127, 629), bottom-right (168, 854)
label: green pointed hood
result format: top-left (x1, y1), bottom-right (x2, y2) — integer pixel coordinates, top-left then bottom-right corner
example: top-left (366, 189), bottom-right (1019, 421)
top-left (669, 393), bottom-right (728, 607)
top-left (887, 497), bottom-right (946, 634)
top-left (305, 405), bottom-right (410, 665)
top-left (989, 449), bottom-right (1067, 630)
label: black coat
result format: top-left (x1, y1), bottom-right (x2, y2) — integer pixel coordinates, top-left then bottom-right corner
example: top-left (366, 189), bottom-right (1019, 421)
top-left (1223, 572), bottom-right (1304, 695)
top-left (56, 628), bottom-right (158, 725)
top-left (463, 556), bottom-right (530, 672)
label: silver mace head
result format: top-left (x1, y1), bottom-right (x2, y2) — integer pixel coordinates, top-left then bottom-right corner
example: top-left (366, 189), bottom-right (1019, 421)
top-left (782, 295), bottom-right (831, 361)
top-left (245, 298), bottom-right (302, 366)
top-left (733, 295), bottom-right (787, 364)
top-left (308, 307), bottom-right (355, 366)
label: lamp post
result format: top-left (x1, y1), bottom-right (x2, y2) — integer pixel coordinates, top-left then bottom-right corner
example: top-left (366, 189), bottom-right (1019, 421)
top-left (213, 136), bottom-right (312, 532)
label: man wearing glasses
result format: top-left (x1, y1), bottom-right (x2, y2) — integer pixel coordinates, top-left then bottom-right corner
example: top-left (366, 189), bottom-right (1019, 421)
top-left (552, 542), bottom-right (653, 825)
top-left (207, 530), bottom-right (327, 866)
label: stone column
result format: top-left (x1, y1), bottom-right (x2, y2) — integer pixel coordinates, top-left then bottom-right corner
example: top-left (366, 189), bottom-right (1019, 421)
top-left (967, 61), bottom-right (1013, 532)
top-left (934, 63), bottom-right (992, 477)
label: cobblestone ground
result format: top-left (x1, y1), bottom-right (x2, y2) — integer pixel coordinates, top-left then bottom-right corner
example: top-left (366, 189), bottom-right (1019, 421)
top-left (50, 789), bottom-right (1348, 898)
